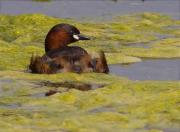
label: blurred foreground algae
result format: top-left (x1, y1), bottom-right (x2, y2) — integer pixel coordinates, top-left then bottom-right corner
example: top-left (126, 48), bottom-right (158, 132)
top-left (0, 72), bottom-right (179, 131)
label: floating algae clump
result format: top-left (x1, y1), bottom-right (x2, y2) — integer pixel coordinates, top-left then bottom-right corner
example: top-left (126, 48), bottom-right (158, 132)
top-left (0, 72), bottom-right (179, 131)
top-left (0, 13), bottom-right (180, 70)
top-left (0, 13), bottom-right (179, 131)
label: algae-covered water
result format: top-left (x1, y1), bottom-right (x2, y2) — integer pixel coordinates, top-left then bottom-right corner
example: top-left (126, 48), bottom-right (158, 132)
top-left (0, 1), bottom-right (180, 131)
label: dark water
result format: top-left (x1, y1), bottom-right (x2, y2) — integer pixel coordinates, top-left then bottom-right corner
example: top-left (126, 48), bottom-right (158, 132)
top-left (109, 59), bottom-right (180, 81)
top-left (0, 0), bottom-right (179, 20)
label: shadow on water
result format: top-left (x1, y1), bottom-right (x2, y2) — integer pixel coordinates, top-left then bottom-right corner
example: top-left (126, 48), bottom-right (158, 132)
top-left (0, 0), bottom-right (179, 20)
top-left (109, 59), bottom-right (180, 81)
top-left (38, 81), bottom-right (105, 91)
top-left (35, 81), bottom-right (106, 96)
top-left (17, 81), bottom-right (105, 97)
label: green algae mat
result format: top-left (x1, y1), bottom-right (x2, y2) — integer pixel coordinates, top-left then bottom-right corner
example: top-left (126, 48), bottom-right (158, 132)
top-left (0, 13), bottom-right (180, 132)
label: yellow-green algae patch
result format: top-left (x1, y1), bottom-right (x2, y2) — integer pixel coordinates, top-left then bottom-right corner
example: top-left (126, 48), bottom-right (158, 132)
top-left (0, 72), bottom-right (179, 131)
top-left (0, 13), bottom-right (180, 70)
top-left (0, 13), bottom-right (180, 131)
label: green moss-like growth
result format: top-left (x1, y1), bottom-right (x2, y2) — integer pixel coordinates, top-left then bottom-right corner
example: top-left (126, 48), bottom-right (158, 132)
top-left (0, 13), bottom-right (179, 131)
top-left (0, 13), bottom-right (179, 70)
top-left (0, 72), bottom-right (179, 131)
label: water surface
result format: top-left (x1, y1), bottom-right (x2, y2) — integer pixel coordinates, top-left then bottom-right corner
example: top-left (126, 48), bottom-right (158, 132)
top-left (109, 59), bottom-right (180, 81)
top-left (0, 0), bottom-right (179, 20)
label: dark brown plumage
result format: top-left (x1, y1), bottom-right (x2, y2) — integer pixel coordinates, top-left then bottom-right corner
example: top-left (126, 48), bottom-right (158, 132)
top-left (29, 23), bottom-right (109, 74)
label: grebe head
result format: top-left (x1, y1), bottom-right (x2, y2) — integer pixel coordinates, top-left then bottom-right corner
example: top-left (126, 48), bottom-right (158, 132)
top-left (45, 23), bottom-right (90, 52)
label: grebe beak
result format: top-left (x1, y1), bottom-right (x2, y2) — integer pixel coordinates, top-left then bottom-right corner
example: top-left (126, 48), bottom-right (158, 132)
top-left (73, 34), bottom-right (90, 40)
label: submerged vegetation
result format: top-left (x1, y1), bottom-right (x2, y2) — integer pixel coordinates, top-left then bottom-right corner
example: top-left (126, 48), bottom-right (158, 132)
top-left (0, 13), bottom-right (179, 131)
